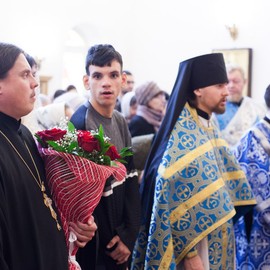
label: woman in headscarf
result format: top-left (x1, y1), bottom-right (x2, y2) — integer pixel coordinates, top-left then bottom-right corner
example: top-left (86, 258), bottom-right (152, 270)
top-left (120, 91), bottom-right (137, 124)
top-left (128, 81), bottom-right (167, 137)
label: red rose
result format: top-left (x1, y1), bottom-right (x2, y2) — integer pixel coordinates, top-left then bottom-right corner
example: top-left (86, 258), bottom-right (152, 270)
top-left (36, 128), bottom-right (67, 143)
top-left (77, 130), bottom-right (101, 153)
top-left (105, 145), bottom-right (121, 160)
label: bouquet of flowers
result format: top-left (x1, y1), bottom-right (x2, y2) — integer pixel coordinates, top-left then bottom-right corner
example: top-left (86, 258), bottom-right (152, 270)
top-left (35, 121), bottom-right (132, 270)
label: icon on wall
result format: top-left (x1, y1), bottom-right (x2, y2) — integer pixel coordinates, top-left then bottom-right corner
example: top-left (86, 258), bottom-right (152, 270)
top-left (212, 48), bottom-right (252, 97)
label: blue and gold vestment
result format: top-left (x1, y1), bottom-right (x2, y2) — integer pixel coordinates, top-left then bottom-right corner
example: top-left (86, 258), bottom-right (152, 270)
top-left (234, 119), bottom-right (270, 270)
top-left (132, 104), bottom-right (256, 270)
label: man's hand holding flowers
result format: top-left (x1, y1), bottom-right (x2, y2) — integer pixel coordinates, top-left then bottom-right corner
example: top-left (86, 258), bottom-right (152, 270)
top-left (35, 122), bottom-right (131, 270)
top-left (69, 215), bottom-right (97, 248)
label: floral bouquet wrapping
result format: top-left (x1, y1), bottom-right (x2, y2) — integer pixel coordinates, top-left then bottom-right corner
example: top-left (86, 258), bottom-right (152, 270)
top-left (35, 122), bottom-right (132, 270)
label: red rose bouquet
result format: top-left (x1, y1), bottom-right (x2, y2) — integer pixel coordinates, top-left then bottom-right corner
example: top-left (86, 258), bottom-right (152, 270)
top-left (35, 122), bottom-right (132, 270)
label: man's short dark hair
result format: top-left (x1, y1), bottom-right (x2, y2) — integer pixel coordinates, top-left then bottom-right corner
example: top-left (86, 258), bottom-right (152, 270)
top-left (264, 84), bottom-right (270, 109)
top-left (53, 89), bottom-right (66, 100)
top-left (0, 42), bottom-right (24, 79)
top-left (85, 44), bottom-right (123, 75)
top-left (66, 84), bottom-right (76, 92)
top-left (123, 70), bottom-right (132, 76)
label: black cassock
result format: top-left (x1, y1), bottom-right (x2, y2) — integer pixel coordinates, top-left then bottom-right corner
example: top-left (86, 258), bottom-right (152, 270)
top-left (0, 112), bottom-right (68, 270)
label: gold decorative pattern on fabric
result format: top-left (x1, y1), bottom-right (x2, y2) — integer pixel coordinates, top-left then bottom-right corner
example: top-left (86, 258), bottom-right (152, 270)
top-left (131, 104), bottom-right (255, 270)
top-left (221, 223), bottom-right (228, 269)
top-left (222, 171), bottom-right (245, 180)
top-left (159, 238), bottom-right (174, 269)
top-left (170, 178), bottom-right (225, 223)
top-left (234, 199), bottom-right (256, 206)
top-left (185, 249), bottom-right (198, 258)
top-left (159, 140), bottom-right (215, 178)
top-left (175, 210), bottom-right (236, 264)
top-left (156, 210), bottom-right (236, 266)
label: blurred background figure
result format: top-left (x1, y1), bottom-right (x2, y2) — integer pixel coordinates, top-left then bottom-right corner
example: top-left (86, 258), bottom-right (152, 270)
top-left (22, 55), bottom-right (74, 133)
top-left (38, 88), bottom-right (74, 130)
top-left (234, 84), bottom-right (270, 270)
top-left (25, 53), bottom-right (39, 78)
top-left (39, 93), bottom-right (51, 107)
top-left (213, 64), bottom-right (266, 148)
top-left (129, 81), bottom-right (167, 181)
top-left (124, 70), bottom-right (135, 93)
top-left (21, 53), bottom-right (42, 133)
top-left (120, 91), bottom-right (137, 124)
top-left (115, 70), bottom-right (135, 112)
top-left (66, 84), bottom-right (77, 92)
top-left (52, 89), bottom-right (66, 100)
top-left (35, 102), bottom-right (74, 130)
top-left (129, 81), bottom-right (167, 137)
top-left (53, 84), bottom-right (86, 111)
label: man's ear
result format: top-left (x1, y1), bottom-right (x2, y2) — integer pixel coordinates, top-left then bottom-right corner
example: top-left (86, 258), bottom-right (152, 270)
top-left (121, 72), bottom-right (127, 88)
top-left (194, 88), bottom-right (202, 97)
top-left (83, 75), bottom-right (90, 90)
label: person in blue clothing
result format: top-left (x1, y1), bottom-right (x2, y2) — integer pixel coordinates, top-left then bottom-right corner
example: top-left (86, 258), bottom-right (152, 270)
top-left (234, 84), bottom-right (270, 270)
top-left (213, 64), bottom-right (265, 148)
top-left (131, 53), bottom-right (256, 270)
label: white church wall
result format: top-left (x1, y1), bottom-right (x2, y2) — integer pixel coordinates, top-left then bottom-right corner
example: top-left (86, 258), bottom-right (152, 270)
top-left (0, 0), bottom-right (269, 102)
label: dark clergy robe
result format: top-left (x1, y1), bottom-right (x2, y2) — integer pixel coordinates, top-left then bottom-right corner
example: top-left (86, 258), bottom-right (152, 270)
top-left (0, 112), bottom-right (68, 270)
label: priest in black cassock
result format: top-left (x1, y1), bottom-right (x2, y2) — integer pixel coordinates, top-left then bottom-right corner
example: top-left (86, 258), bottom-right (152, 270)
top-left (0, 42), bottom-right (97, 270)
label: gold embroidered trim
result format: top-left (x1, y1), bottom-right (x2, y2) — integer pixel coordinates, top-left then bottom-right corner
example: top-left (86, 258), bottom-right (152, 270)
top-left (221, 223), bottom-right (228, 268)
top-left (222, 171), bottom-right (246, 180)
top-left (176, 210), bottom-right (236, 264)
top-left (159, 138), bottom-right (229, 179)
top-left (170, 178), bottom-right (225, 223)
top-left (154, 104), bottom-right (254, 268)
top-left (159, 239), bottom-right (174, 269)
top-left (234, 199), bottom-right (257, 206)
top-left (160, 210), bottom-right (236, 267)
top-left (185, 249), bottom-right (198, 258)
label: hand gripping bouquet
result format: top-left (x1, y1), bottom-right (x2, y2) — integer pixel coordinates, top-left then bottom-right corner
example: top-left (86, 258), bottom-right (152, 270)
top-left (35, 122), bottom-right (132, 270)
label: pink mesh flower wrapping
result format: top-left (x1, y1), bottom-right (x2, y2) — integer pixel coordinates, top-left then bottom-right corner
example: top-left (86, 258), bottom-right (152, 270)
top-left (39, 147), bottom-right (127, 270)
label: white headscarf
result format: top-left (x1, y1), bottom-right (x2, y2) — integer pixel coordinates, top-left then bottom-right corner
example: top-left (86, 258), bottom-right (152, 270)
top-left (121, 91), bottom-right (136, 119)
top-left (35, 102), bottom-right (67, 130)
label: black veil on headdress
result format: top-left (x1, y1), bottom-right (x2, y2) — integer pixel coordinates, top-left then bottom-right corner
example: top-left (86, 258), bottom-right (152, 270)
top-left (140, 53), bottom-right (228, 230)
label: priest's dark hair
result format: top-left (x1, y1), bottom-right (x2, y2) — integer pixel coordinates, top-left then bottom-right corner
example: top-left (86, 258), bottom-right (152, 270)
top-left (0, 42), bottom-right (24, 79)
top-left (85, 44), bottom-right (123, 75)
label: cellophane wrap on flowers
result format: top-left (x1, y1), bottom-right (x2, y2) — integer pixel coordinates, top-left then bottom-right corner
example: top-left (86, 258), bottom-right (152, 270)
top-left (39, 147), bottom-right (127, 270)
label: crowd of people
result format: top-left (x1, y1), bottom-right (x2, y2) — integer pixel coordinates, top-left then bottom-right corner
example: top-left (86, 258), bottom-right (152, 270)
top-left (0, 41), bottom-right (270, 270)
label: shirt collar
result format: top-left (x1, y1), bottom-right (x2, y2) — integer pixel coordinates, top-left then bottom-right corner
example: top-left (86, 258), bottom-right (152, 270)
top-left (196, 107), bottom-right (210, 120)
